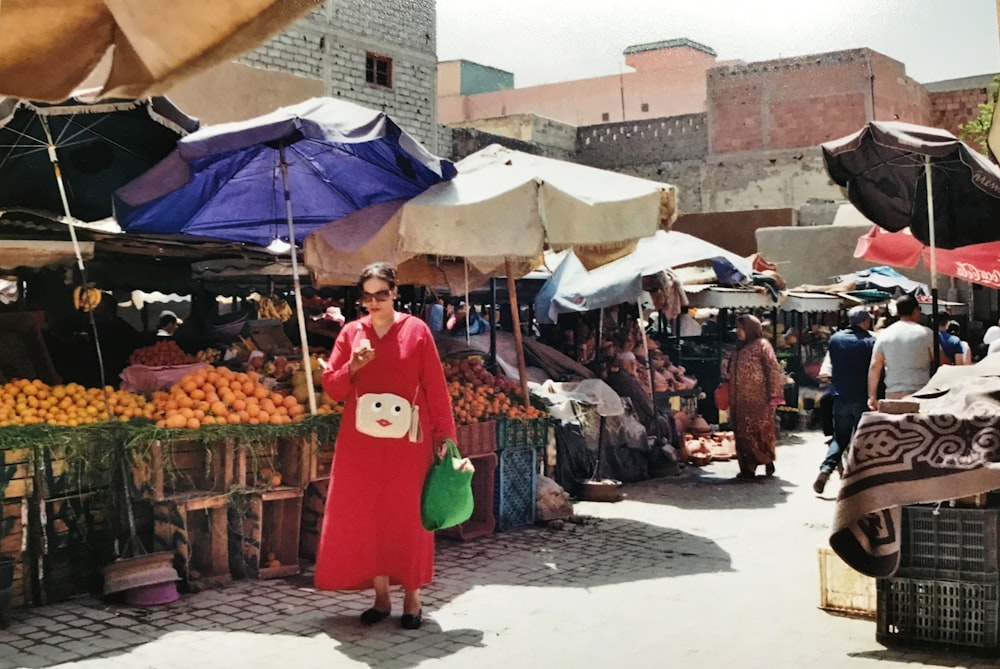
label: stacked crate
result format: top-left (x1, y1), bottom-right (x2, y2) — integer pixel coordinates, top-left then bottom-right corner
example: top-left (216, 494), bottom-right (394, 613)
top-left (877, 505), bottom-right (1000, 652)
top-left (230, 438), bottom-right (306, 579)
top-left (439, 421), bottom-right (498, 541)
top-left (145, 439), bottom-right (236, 587)
top-left (493, 417), bottom-right (548, 531)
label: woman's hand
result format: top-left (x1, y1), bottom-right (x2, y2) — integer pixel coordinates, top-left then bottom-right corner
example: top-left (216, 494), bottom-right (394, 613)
top-left (348, 339), bottom-right (375, 376)
top-left (435, 440), bottom-right (449, 459)
top-left (769, 397), bottom-right (784, 406)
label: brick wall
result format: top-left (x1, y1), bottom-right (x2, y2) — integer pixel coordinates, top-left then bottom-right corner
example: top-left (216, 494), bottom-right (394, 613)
top-left (930, 87), bottom-right (990, 139)
top-left (575, 113), bottom-right (708, 169)
top-left (239, 0), bottom-right (439, 148)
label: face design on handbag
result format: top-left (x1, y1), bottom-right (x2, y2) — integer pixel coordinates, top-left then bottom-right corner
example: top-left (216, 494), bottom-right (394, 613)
top-left (355, 393), bottom-right (412, 439)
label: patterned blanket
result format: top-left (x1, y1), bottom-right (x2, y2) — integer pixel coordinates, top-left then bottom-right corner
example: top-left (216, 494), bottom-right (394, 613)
top-left (830, 369), bottom-right (1000, 578)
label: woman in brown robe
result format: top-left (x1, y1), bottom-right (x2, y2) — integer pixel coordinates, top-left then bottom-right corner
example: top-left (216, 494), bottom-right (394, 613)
top-left (725, 314), bottom-right (786, 480)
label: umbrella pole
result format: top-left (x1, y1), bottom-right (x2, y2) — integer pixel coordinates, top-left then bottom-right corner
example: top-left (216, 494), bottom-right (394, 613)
top-left (489, 277), bottom-right (498, 369)
top-left (279, 144), bottom-right (318, 416)
top-left (39, 116), bottom-right (108, 391)
top-left (505, 258), bottom-right (531, 407)
top-left (925, 155), bottom-right (940, 368)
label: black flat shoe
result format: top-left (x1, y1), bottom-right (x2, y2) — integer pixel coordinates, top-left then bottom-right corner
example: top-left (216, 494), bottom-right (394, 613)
top-left (400, 609), bottom-right (423, 630)
top-left (735, 471), bottom-right (756, 481)
top-left (360, 608), bottom-right (391, 625)
top-left (765, 463), bottom-right (775, 477)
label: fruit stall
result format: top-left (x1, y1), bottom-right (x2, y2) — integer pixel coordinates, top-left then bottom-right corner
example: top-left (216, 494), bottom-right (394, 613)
top-left (0, 349), bottom-right (551, 613)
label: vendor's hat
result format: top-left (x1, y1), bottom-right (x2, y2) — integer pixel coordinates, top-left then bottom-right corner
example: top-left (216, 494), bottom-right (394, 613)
top-left (159, 309), bottom-right (183, 324)
top-left (985, 326), bottom-right (1000, 346)
top-left (848, 306), bottom-right (871, 326)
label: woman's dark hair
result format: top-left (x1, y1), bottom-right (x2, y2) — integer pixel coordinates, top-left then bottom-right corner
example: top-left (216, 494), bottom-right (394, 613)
top-left (157, 313), bottom-right (178, 329)
top-left (357, 262), bottom-right (397, 291)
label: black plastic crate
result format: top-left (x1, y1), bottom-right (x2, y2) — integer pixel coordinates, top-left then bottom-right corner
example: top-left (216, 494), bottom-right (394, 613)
top-left (898, 506), bottom-right (1000, 581)
top-left (877, 576), bottom-right (1000, 652)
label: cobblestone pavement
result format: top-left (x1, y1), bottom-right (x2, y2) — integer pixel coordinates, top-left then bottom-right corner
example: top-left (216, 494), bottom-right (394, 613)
top-left (1, 429), bottom-right (998, 669)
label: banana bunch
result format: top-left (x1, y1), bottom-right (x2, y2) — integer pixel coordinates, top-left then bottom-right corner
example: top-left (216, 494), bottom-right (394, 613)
top-left (258, 294), bottom-right (293, 322)
top-left (73, 284), bottom-right (102, 312)
top-left (196, 348), bottom-right (221, 362)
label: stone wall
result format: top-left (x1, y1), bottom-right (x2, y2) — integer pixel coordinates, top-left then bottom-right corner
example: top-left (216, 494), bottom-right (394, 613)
top-left (448, 127), bottom-right (576, 161)
top-left (930, 87), bottom-right (991, 144)
top-left (239, 0), bottom-right (439, 148)
top-left (576, 113), bottom-right (708, 169)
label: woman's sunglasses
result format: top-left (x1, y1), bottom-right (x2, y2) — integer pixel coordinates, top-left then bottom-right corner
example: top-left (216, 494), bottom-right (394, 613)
top-left (360, 289), bottom-right (393, 303)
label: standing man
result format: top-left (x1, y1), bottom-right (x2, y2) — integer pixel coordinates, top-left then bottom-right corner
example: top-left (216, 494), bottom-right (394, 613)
top-left (935, 311), bottom-right (964, 365)
top-left (867, 294), bottom-right (935, 411)
top-left (814, 306), bottom-right (875, 494)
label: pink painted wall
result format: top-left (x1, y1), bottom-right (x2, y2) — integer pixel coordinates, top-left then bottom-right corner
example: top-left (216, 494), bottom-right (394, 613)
top-left (439, 45), bottom-right (718, 125)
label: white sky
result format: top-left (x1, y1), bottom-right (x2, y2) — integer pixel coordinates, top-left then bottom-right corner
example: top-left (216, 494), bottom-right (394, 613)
top-left (437, 0), bottom-right (1000, 88)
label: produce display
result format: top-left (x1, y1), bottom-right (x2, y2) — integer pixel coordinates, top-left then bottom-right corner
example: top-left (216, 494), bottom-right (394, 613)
top-left (73, 284), bottom-right (103, 312)
top-left (129, 340), bottom-right (198, 366)
top-left (257, 294), bottom-right (293, 322)
top-left (151, 366), bottom-right (312, 429)
top-left (442, 357), bottom-right (545, 424)
top-left (0, 379), bottom-right (153, 426)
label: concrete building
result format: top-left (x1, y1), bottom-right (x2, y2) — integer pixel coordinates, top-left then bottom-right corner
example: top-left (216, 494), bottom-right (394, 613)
top-left (439, 38), bottom-right (720, 127)
top-left (162, 0), bottom-right (441, 150)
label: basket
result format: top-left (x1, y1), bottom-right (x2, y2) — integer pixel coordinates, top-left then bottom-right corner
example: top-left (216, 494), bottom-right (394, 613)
top-left (899, 506), bottom-right (1000, 581)
top-left (877, 576), bottom-right (1000, 651)
top-left (438, 453), bottom-right (496, 541)
top-left (496, 417), bottom-right (549, 450)
top-left (455, 421), bottom-right (497, 457)
top-left (494, 447), bottom-right (536, 531)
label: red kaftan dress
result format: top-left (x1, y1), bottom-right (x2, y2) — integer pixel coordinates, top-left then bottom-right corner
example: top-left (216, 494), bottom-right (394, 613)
top-left (314, 314), bottom-right (456, 591)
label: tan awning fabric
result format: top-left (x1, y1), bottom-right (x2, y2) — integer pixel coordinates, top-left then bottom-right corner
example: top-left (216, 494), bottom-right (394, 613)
top-left (0, 0), bottom-right (320, 101)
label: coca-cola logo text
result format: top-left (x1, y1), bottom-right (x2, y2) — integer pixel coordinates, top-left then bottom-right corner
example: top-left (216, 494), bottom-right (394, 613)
top-left (955, 261), bottom-right (1000, 288)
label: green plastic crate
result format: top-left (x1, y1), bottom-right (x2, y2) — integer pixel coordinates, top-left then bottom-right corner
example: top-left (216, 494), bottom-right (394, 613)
top-left (495, 417), bottom-right (549, 450)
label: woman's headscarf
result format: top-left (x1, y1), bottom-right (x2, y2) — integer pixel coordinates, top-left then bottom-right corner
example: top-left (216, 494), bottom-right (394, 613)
top-left (736, 314), bottom-right (763, 345)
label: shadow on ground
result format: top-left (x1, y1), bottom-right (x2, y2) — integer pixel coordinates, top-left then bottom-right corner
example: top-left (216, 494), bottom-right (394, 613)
top-left (0, 516), bottom-right (730, 669)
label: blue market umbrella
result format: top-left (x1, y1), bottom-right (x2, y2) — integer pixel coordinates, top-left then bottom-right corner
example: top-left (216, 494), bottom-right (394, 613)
top-left (114, 97), bottom-right (456, 247)
top-left (115, 97), bottom-right (456, 412)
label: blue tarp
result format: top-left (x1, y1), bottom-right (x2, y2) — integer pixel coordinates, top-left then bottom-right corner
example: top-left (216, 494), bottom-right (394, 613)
top-left (835, 266), bottom-right (929, 296)
top-left (534, 230), bottom-right (754, 324)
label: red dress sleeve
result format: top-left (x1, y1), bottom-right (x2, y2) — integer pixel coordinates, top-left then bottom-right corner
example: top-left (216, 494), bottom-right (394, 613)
top-left (417, 324), bottom-right (457, 445)
top-left (761, 341), bottom-right (786, 403)
top-left (322, 321), bottom-right (361, 401)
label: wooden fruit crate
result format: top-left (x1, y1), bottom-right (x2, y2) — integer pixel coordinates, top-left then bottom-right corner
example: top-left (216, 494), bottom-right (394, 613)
top-left (1, 499), bottom-right (27, 607)
top-left (299, 477), bottom-right (329, 561)
top-left (236, 435), bottom-right (316, 490)
top-left (136, 439), bottom-right (236, 502)
top-left (1, 448), bottom-right (33, 500)
top-left (818, 545), bottom-right (876, 618)
top-left (230, 488), bottom-right (302, 579)
top-left (315, 439), bottom-right (334, 479)
top-left (153, 493), bottom-right (231, 587)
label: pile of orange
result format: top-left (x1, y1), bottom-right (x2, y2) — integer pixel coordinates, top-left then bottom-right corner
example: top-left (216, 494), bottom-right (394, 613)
top-left (151, 365), bottom-right (306, 429)
top-left (129, 340), bottom-right (198, 366)
top-left (0, 379), bottom-right (153, 427)
top-left (442, 358), bottom-right (545, 424)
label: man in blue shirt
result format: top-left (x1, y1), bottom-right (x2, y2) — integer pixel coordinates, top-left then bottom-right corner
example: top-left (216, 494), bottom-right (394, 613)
top-left (814, 306), bottom-right (875, 494)
top-left (935, 311), bottom-right (963, 365)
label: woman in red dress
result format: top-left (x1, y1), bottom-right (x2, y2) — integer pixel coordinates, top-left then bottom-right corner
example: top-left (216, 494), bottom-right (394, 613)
top-left (315, 263), bottom-right (456, 630)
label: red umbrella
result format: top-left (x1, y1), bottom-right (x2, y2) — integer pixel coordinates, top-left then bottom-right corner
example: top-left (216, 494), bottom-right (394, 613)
top-left (855, 225), bottom-right (1000, 290)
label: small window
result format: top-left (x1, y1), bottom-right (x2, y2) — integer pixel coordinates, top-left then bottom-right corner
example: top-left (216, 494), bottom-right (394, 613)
top-left (601, 112), bottom-right (610, 122)
top-left (641, 102), bottom-right (649, 112)
top-left (365, 52), bottom-right (393, 88)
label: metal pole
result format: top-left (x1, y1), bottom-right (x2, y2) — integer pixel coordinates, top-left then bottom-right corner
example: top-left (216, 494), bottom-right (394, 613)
top-left (505, 259), bottom-right (531, 407)
top-left (925, 155), bottom-right (940, 369)
top-left (489, 277), bottom-right (497, 369)
top-left (279, 144), bottom-right (318, 415)
top-left (40, 115), bottom-right (107, 390)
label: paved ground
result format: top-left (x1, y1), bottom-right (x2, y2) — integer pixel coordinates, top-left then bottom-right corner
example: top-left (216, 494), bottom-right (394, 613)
top-left (1, 429), bottom-right (998, 669)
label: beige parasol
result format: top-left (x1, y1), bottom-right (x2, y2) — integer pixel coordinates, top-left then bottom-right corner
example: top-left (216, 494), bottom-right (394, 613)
top-left (0, 0), bottom-right (320, 101)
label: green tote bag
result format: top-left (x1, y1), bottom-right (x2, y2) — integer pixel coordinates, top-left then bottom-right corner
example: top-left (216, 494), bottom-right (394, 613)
top-left (421, 439), bottom-right (475, 531)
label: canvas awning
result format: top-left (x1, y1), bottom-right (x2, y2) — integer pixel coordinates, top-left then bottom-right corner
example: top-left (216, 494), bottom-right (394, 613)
top-left (0, 240), bottom-right (94, 270)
